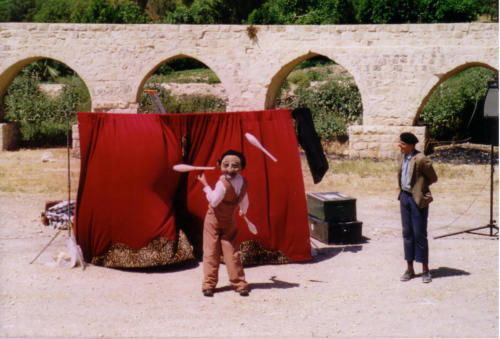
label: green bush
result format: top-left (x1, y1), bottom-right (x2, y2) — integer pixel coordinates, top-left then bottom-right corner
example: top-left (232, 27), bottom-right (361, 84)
top-left (291, 79), bottom-right (362, 139)
top-left (287, 71), bottom-right (310, 87)
top-left (420, 67), bottom-right (497, 141)
top-left (3, 71), bottom-right (90, 147)
top-left (246, 0), bottom-right (356, 24)
top-left (57, 76), bottom-right (91, 112)
top-left (165, 0), bottom-right (220, 24)
top-left (417, 0), bottom-right (480, 23)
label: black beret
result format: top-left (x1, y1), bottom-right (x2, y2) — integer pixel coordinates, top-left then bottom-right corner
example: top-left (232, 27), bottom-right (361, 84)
top-left (400, 132), bottom-right (418, 145)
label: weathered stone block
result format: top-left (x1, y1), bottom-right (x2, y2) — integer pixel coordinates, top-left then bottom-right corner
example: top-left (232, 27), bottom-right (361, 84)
top-left (0, 123), bottom-right (20, 151)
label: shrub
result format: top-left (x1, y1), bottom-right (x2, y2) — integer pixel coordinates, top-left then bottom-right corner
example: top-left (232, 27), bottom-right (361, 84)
top-left (287, 71), bottom-right (310, 87)
top-left (291, 79), bottom-right (362, 139)
top-left (57, 76), bottom-right (91, 112)
top-left (3, 72), bottom-right (90, 147)
top-left (420, 67), bottom-right (497, 141)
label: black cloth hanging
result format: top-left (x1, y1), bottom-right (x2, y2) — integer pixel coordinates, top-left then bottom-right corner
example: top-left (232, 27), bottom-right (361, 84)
top-left (292, 107), bottom-right (329, 184)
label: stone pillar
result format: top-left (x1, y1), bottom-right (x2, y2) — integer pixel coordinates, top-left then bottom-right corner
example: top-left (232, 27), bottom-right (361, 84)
top-left (348, 125), bottom-right (427, 159)
top-left (0, 123), bottom-right (20, 151)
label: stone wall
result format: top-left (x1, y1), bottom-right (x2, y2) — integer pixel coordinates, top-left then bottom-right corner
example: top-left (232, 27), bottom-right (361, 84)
top-left (348, 125), bottom-right (427, 159)
top-left (0, 23), bottom-right (497, 158)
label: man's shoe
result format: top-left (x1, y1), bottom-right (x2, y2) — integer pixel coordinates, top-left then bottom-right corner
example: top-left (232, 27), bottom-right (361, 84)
top-left (422, 271), bottom-right (432, 283)
top-left (239, 289), bottom-right (249, 297)
top-left (203, 289), bottom-right (214, 297)
top-left (400, 269), bottom-right (415, 281)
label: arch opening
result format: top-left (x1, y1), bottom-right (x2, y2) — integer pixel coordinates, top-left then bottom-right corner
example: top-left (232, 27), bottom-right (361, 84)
top-left (138, 56), bottom-right (227, 114)
top-left (267, 54), bottom-right (363, 154)
top-left (417, 64), bottom-right (498, 149)
top-left (1, 57), bottom-right (91, 148)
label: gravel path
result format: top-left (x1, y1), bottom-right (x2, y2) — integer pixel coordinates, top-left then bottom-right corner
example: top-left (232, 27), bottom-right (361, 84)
top-left (0, 186), bottom-right (497, 338)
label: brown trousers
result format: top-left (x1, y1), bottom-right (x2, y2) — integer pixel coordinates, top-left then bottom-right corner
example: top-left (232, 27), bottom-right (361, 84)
top-left (202, 177), bottom-right (248, 292)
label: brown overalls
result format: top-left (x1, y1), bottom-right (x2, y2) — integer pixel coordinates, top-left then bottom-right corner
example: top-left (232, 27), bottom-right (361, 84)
top-left (202, 177), bottom-right (248, 292)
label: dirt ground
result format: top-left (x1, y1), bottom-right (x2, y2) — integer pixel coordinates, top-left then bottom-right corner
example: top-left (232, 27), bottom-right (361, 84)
top-left (0, 150), bottom-right (498, 339)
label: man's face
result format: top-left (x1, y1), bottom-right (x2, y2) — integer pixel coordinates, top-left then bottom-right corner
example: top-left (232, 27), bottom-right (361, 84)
top-left (398, 141), bottom-right (414, 155)
top-left (220, 155), bottom-right (242, 179)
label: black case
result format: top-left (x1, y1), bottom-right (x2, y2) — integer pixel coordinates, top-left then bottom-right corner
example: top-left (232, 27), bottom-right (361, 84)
top-left (309, 215), bottom-right (362, 244)
top-left (306, 192), bottom-right (356, 222)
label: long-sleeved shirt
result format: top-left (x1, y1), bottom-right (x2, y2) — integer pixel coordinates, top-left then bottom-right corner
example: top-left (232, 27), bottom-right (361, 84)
top-left (203, 174), bottom-right (249, 214)
top-left (401, 150), bottom-right (415, 192)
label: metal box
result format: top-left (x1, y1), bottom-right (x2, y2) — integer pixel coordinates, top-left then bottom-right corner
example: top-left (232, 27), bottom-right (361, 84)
top-left (306, 192), bottom-right (356, 222)
top-left (308, 215), bottom-right (362, 244)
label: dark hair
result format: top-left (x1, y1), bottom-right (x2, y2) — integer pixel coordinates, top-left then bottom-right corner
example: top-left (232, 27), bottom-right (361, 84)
top-left (400, 132), bottom-right (419, 145)
top-left (218, 149), bottom-right (246, 169)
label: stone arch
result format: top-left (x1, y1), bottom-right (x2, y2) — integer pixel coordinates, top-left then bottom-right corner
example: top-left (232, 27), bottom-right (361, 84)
top-left (0, 55), bottom-right (92, 119)
top-left (134, 53), bottom-right (225, 106)
top-left (415, 61), bottom-right (498, 125)
top-left (265, 51), bottom-right (316, 109)
top-left (264, 51), bottom-right (362, 111)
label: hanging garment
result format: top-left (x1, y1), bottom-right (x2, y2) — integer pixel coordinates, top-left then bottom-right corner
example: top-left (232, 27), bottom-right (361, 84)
top-left (292, 107), bottom-right (329, 184)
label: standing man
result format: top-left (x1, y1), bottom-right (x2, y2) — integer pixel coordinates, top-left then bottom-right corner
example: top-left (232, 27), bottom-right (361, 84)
top-left (197, 149), bottom-right (250, 297)
top-left (398, 132), bottom-right (438, 283)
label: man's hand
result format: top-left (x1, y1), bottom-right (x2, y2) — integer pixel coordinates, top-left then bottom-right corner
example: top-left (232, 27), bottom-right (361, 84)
top-left (197, 173), bottom-right (209, 187)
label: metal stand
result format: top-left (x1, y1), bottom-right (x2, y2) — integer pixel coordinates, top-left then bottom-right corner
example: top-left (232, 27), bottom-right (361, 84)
top-left (435, 142), bottom-right (498, 239)
top-left (30, 110), bottom-right (76, 264)
top-left (144, 89), bottom-right (166, 113)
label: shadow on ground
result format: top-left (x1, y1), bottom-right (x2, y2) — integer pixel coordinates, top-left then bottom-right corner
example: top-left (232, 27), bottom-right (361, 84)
top-left (306, 236), bottom-right (370, 264)
top-left (214, 275), bottom-right (300, 294)
top-left (428, 266), bottom-right (471, 279)
top-left (114, 259), bottom-right (200, 274)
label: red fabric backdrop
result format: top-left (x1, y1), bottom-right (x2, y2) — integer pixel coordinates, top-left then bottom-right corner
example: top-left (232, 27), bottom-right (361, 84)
top-left (75, 109), bottom-right (311, 263)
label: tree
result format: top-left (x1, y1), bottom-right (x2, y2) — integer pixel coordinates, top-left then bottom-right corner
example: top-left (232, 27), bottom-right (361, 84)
top-left (356, 0), bottom-right (481, 23)
top-left (246, 0), bottom-right (356, 24)
top-left (477, 0), bottom-right (498, 21)
top-left (115, 0), bottom-right (148, 23)
top-left (80, 0), bottom-right (116, 22)
top-left (78, 0), bottom-right (147, 23)
top-left (297, 0), bottom-right (356, 24)
top-left (356, 0), bottom-right (418, 23)
top-left (211, 0), bottom-right (266, 24)
top-left (145, 0), bottom-right (178, 21)
top-left (32, 0), bottom-right (73, 22)
top-left (0, 0), bottom-right (37, 22)
top-left (23, 59), bottom-right (76, 82)
top-left (417, 0), bottom-right (480, 23)
top-left (165, 0), bottom-right (221, 23)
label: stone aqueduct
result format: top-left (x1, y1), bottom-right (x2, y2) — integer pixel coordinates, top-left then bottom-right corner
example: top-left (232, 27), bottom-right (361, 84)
top-left (0, 22), bottom-right (498, 158)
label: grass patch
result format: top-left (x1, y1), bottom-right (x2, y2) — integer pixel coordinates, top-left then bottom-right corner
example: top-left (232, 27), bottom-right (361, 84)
top-left (0, 148), bottom-right (80, 197)
top-left (149, 68), bottom-right (220, 84)
top-left (0, 149), bottom-right (496, 209)
top-left (302, 157), bottom-right (498, 199)
top-left (328, 158), bottom-right (399, 178)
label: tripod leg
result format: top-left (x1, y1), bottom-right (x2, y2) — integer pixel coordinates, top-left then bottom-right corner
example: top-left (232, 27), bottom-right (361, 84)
top-left (30, 229), bottom-right (62, 264)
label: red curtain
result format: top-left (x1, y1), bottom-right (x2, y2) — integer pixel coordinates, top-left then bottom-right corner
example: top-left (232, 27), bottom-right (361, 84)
top-left (75, 110), bottom-right (311, 263)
